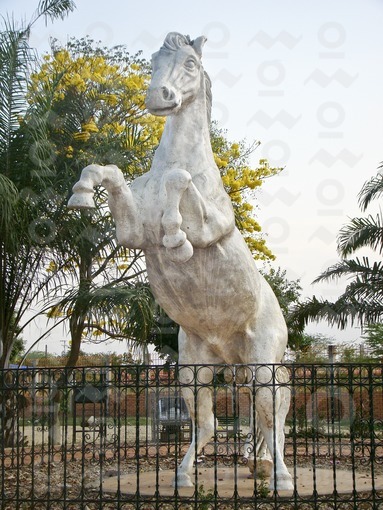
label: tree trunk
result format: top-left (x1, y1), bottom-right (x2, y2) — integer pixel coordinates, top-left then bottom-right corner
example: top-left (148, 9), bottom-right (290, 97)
top-left (50, 304), bottom-right (87, 446)
top-left (0, 372), bottom-right (29, 448)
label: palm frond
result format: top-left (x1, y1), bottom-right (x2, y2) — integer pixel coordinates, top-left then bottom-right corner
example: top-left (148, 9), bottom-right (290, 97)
top-left (0, 0), bottom-right (76, 178)
top-left (91, 283), bottom-right (155, 342)
top-left (51, 282), bottom-right (156, 343)
top-left (292, 296), bottom-right (358, 330)
top-left (0, 23), bottom-right (33, 175)
top-left (0, 174), bottom-right (37, 252)
top-left (342, 265), bottom-right (383, 304)
top-left (34, 0), bottom-right (76, 25)
top-left (358, 167), bottom-right (383, 211)
top-left (312, 257), bottom-right (381, 284)
top-left (303, 255), bottom-right (383, 329)
top-left (337, 213), bottom-right (383, 256)
top-left (292, 292), bottom-right (383, 330)
top-left (0, 173), bottom-right (17, 229)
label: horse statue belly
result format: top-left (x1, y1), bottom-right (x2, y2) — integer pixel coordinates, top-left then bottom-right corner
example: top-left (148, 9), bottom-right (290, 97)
top-left (145, 228), bottom-right (261, 335)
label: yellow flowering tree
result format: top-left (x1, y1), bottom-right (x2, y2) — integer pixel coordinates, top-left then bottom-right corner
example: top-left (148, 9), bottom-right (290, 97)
top-left (27, 38), bottom-right (164, 178)
top-left (211, 123), bottom-right (282, 260)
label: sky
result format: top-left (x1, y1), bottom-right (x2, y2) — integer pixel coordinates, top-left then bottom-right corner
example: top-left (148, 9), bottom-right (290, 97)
top-left (2, 0), bottom-right (383, 356)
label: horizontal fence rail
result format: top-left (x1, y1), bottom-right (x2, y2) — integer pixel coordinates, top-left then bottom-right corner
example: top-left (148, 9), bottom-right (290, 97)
top-left (0, 363), bottom-right (382, 509)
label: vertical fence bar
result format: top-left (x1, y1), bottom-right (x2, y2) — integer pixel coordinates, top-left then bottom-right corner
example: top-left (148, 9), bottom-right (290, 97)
top-left (348, 364), bottom-right (358, 508)
top-left (212, 364), bottom-right (218, 510)
top-left (251, 366), bottom-right (257, 506)
top-left (310, 365), bottom-right (318, 507)
top-left (134, 364), bottom-right (140, 509)
top-left (1, 371), bottom-right (4, 499)
top-left (232, 365), bottom-right (239, 508)
top-left (291, 364), bottom-right (298, 507)
top-left (271, 364), bottom-right (277, 506)
top-left (193, 364), bottom-right (198, 510)
top-left (328, 363), bottom-right (337, 500)
top-left (368, 364), bottom-right (377, 509)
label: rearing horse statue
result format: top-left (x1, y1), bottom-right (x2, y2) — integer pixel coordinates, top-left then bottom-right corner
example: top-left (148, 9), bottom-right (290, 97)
top-left (68, 32), bottom-right (293, 491)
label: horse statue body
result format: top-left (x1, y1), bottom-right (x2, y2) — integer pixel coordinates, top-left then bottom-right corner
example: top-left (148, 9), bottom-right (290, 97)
top-left (68, 32), bottom-right (293, 491)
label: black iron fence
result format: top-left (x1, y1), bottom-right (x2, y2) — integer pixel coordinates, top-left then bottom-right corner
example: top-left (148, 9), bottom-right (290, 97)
top-left (0, 363), bottom-right (382, 509)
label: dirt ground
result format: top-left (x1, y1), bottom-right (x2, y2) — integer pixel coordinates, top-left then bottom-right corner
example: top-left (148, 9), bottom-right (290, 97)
top-left (1, 454), bottom-right (383, 509)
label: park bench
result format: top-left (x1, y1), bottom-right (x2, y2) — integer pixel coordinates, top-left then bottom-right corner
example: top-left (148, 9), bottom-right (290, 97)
top-left (216, 415), bottom-right (242, 438)
top-left (155, 396), bottom-right (191, 442)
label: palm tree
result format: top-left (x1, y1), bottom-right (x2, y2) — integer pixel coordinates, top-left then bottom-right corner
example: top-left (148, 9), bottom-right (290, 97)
top-left (0, 0), bottom-right (76, 369)
top-left (294, 164), bottom-right (383, 330)
top-left (0, 0), bottom-right (77, 449)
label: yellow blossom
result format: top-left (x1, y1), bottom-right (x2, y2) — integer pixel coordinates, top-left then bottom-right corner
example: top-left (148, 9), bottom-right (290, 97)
top-left (73, 132), bottom-right (91, 142)
top-left (46, 305), bottom-right (63, 319)
top-left (46, 261), bottom-right (57, 272)
top-left (81, 120), bottom-right (99, 133)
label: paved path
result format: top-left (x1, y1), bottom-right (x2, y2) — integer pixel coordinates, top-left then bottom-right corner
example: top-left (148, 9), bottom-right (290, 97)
top-left (101, 466), bottom-right (383, 498)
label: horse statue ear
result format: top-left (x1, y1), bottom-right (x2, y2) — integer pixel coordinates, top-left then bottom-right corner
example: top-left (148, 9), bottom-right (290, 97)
top-left (192, 36), bottom-right (207, 57)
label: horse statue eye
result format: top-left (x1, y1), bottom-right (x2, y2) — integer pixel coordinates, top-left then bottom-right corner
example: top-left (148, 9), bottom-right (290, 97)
top-left (184, 58), bottom-right (197, 71)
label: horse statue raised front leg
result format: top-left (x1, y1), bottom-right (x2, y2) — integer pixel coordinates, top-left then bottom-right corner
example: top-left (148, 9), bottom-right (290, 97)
top-left (68, 31), bottom-right (293, 492)
top-left (68, 163), bottom-right (145, 248)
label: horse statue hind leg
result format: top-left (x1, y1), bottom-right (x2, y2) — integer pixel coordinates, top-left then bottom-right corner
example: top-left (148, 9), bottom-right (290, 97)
top-left (174, 331), bottom-right (219, 488)
top-left (243, 364), bottom-right (292, 490)
top-left (175, 351), bottom-right (293, 492)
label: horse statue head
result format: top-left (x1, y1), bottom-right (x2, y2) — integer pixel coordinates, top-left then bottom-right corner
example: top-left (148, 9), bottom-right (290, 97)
top-left (146, 32), bottom-right (211, 122)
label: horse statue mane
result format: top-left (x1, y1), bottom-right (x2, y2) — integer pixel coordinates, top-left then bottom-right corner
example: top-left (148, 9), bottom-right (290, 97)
top-left (68, 31), bottom-right (293, 493)
top-left (160, 32), bottom-right (192, 51)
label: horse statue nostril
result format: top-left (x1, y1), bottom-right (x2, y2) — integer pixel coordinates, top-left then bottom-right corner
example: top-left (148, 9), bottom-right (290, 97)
top-left (162, 86), bottom-right (174, 102)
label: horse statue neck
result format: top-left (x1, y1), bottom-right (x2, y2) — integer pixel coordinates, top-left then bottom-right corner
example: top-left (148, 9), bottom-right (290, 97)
top-left (152, 75), bottom-right (215, 172)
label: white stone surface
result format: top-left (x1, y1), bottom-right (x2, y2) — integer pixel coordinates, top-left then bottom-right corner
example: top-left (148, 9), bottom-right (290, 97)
top-left (68, 32), bottom-right (292, 491)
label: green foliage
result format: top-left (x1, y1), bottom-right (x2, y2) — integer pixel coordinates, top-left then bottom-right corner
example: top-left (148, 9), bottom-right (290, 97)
top-left (9, 337), bottom-right (25, 363)
top-left (362, 323), bottom-right (383, 360)
top-left (0, 170), bottom-right (18, 243)
top-left (358, 164), bottom-right (383, 211)
top-left (149, 307), bottom-right (179, 360)
top-left (256, 476), bottom-right (271, 498)
top-left (261, 267), bottom-right (307, 350)
top-left (25, 350), bottom-right (50, 359)
top-left (293, 333), bottom-right (333, 363)
top-left (196, 484), bottom-right (214, 510)
top-left (262, 267), bottom-right (302, 315)
top-left (34, 0), bottom-right (76, 23)
top-left (332, 342), bottom-right (371, 363)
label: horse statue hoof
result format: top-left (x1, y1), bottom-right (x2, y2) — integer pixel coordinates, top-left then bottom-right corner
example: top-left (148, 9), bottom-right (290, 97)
top-left (163, 231), bottom-right (187, 249)
top-left (269, 473), bottom-right (293, 492)
top-left (67, 192), bottom-right (96, 210)
top-left (166, 240), bottom-right (193, 263)
top-left (172, 473), bottom-right (194, 488)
